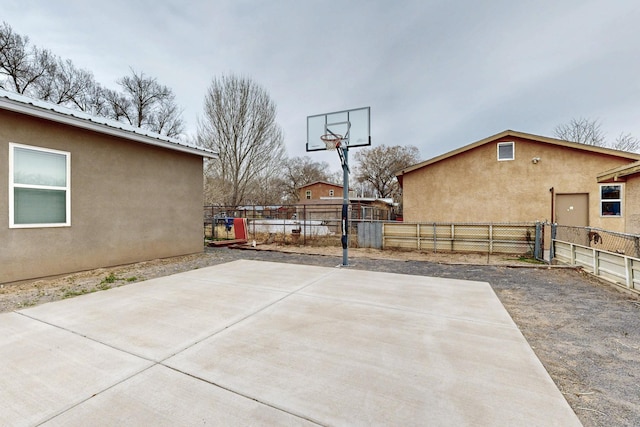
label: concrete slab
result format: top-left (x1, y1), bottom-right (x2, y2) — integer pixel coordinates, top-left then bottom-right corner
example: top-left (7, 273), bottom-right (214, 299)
top-left (19, 272), bottom-right (291, 361)
top-left (41, 365), bottom-right (316, 426)
top-left (0, 313), bottom-right (151, 426)
top-left (299, 268), bottom-right (515, 326)
top-left (180, 259), bottom-right (335, 292)
top-left (166, 293), bottom-right (578, 426)
top-left (2, 260), bottom-right (582, 426)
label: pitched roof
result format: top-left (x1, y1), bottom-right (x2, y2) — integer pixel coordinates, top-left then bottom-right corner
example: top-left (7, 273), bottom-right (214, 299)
top-left (298, 180), bottom-right (344, 189)
top-left (0, 89), bottom-right (216, 158)
top-left (597, 160), bottom-right (640, 182)
top-left (398, 130), bottom-right (640, 176)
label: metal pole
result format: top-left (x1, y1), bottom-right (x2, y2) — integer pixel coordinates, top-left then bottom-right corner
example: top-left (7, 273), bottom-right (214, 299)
top-left (550, 223), bottom-right (557, 262)
top-left (342, 147), bottom-right (349, 266)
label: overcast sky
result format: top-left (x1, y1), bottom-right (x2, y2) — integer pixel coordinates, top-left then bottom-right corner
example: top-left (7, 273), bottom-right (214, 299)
top-left (4, 0), bottom-right (640, 169)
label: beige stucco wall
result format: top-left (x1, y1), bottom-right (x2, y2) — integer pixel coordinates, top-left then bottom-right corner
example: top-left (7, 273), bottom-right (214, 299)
top-left (624, 176), bottom-right (640, 234)
top-left (1, 109), bottom-right (204, 283)
top-left (402, 136), bottom-right (634, 232)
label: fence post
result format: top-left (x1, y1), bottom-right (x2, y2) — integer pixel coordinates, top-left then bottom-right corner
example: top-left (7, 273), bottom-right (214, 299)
top-left (450, 224), bottom-right (454, 251)
top-left (303, 204), bottom-right (307, 245)
top-left (417, 223), bottom-right (421, 251)
top-left (381, 222), bottom-right (385, 249)
top-left (534, 222), bottom-right (542, 260)
top-left (550, 223), bottom-right (557, 262)
top-left (489, 223), bottom-right (494, 254)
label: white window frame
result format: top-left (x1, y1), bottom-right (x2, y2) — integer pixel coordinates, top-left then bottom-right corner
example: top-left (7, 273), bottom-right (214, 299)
top-left (600, 184), bottom-right (622, 217)
top-left (305, 190), bottom-right (311, 200)
top-left (9, 143), bottom-right (71, 228)
top-left (497, 142), bottom-right (515, 161)
top-left (329, 189), bottom-right (334, 197)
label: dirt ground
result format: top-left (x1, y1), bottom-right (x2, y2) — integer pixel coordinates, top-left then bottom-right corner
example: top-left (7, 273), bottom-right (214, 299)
top-left (2, 243), bottom-right (640, 426)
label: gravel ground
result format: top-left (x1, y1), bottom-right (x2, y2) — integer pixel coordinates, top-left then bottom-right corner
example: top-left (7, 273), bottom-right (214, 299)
top-left (2, 245), bottom-right (639, 426)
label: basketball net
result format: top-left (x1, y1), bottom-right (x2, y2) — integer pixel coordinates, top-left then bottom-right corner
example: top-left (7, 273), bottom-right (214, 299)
top-left (320, 133), bottom-right (342, 151)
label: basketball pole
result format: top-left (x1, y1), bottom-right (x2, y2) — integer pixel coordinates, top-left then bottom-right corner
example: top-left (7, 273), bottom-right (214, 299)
top-left (341, 146), bottom-right (349, 266)
top-left (308, 107), bottom-right (369, 267)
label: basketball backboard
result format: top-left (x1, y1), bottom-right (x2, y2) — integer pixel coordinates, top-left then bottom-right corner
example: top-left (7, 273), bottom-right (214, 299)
top-left (306, 106), bottom-right (370, 151)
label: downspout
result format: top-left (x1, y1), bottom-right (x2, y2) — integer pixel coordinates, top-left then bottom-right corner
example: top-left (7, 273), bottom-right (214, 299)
top-left (549, 187), bottom-right (555, 223)
top-left (546, 187), bottom-right (556, 264)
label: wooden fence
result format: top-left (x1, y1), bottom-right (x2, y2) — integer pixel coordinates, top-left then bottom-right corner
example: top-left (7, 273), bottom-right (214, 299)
top-left (381, 222), bottom-right (537, 254)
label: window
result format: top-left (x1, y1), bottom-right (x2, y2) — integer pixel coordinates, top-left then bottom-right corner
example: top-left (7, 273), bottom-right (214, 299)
top-left (9, 143), bottom-right (71, 227)
top-left (305, 190), bottom-right (311, 200)
top-left (600, 184), bottom-right (622, 216)
top-left (329, 189), bottom-right (334, 197)
top-left (497, 142), bottom-right (514, 161)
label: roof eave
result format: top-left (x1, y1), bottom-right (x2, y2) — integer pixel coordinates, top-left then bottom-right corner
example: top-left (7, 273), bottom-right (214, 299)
top-left (398, 129), bottom-right (640, 177)
top-left (0, 94), bottom-right (217, 159)
top-left (597, 161), bottom-right (640, 182)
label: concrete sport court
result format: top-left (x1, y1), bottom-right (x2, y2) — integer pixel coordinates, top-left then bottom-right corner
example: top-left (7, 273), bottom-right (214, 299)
top-left (1, 260), bottom-right (581, 426)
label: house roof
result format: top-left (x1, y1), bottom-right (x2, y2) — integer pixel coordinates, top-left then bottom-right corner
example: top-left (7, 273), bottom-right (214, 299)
top-left (351, 197), bottom-right (395, 206)
top-left (398, 130), bottom-right (640, 177)
top-left (597, 160), bottom-right (640, 182)
top-left (0, 89), bottom-right (216, 158)
top-left (298, 180), bottom-right (344, 190)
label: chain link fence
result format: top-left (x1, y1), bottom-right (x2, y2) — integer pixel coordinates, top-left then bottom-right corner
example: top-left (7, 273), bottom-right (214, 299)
top-left (382, 222), bottom-right (538, 255)
top-left (204, 206), bottom-right (543, 255)
top-left (554, 225), bottom-right (640, 258)
top-left (204, 204), bottom-right (379, 246)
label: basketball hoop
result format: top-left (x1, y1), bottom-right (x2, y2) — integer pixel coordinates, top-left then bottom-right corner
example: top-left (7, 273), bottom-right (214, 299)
top-left (320, 134), bottom-right (343, 151)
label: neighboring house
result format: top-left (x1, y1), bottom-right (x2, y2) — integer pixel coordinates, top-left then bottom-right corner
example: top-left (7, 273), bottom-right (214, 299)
top-left (295, 178), bottom-right (395, 224)
top-left (351, 197), bottom-right (396, 220)
top-left (1, 90), bottom-right (216, 283)
top-left (397, 130), bottom-right (640, 233)
top-left (298, 181), bottom-right (347, 201)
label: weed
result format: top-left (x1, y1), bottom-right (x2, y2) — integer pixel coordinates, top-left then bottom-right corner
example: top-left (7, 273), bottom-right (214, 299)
top-left (19, 300), bottom-right (37, 307)
top-left (62, 288), bottom-right (94, 299)
top-left (96, 282), bottom-right (111, 291)
top-left (101, 273), bottom-right (119, 284)
top-left (126, 276), bottom-right (138, 282)
top-left (506, 256), bottom-right (545, 264)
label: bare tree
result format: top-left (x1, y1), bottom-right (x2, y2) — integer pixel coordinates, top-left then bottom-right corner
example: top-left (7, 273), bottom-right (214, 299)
top-left (198, 75), bottom-right (286, 207)
top-left (353, 144), bottom-right (420, 199)
top-left (203, 171), bottom-right (228, 206)
top-left (0, 23), bottom-right (185, 137)
top-left (151, 93), bottom-right (184, 137)
top-left (104, 88), bottom-right (133, 122)
top-left (71, 80), bottom-right (108, 116)
top-left (612, 132), bottom-right (640, 152)
top-left (553, 117), bottom-right (606, 146)
top-left (280, 156), bottom-right (331, 203)
top-left (0, 22), bottom-right (53, 95)
top-left (351, 180), bottom-right (377, 198)
top-left (328, 170), bottom-right (345, 186)
top-left (554, 117), bottom-right (640, 152)
top-left (0, 21), bottom-right (30, 91)
top-left (244, 170), bottom-right (286, 205)
top-left (32, 57), bottom-right (97, 107)
top-left (111, 69), bottom-right (184, 137)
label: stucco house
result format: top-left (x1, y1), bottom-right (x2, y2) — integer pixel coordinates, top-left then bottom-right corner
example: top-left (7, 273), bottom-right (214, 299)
top-left (298, 181), bottom-right (350, 201)
top-left (1, 90), bottom-right (216, 283)
top-left (397, 130), bottom-right (640, 233)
